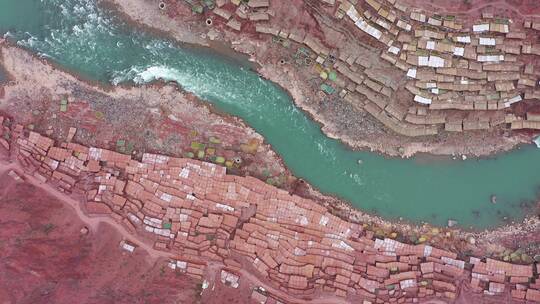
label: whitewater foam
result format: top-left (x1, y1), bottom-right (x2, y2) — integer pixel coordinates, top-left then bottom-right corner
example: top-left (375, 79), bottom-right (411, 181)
top-left (111, 65), bottom-right (182, 85)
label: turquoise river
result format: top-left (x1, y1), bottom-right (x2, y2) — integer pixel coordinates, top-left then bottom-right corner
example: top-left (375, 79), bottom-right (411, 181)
top-left (1, 0), bottom-right (539, 228)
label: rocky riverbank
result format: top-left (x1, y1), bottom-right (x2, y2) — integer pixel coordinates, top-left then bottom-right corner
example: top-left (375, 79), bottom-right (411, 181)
top-left (1, 38), bottom-right (539, 264)
top-left (93, 0), bottom-right (540, 252)
top-left (102, 0), bottom-right (535, 159)
top-left (0, 42), bottom-right (292, 191)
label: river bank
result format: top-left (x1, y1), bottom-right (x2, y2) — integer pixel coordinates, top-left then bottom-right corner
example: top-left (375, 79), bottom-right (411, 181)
top-left (2, 33), bottom-right (540, 263)
top-left (0, 41), bottom-right (424, 234)
top-left (93, 0), bottom-right (540, 232)
top-left (2, 0), bottom-right (540, 250)
top-left (0, 41), bottom-right (405, 233)
top-left (2, 114), bottom-right (540, 303)
top-left (102, 0), bottom-right (535, 159)
top-left (1, 1), bottom-right (539, 301)
top-left (0, 41), bottom-right (293, 191)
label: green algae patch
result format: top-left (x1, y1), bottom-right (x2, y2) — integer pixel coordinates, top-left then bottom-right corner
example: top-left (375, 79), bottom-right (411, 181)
top-left (189, 130), bottom-right (198, 137)
top-left (191, 141), bottom-right (206, 151)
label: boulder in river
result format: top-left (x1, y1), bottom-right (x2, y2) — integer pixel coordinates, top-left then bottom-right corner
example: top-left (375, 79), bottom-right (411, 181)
top-left (447, 219), bottom-right (458, 227)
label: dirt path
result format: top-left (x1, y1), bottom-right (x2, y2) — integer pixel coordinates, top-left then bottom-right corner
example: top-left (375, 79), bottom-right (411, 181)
top-left (0, 159), bottom-right (171, 260)
top-left (204, 262), bottom-right (350, 304)
top-left (405, 0), bottom-right (540, 18)
top-left (0, 157), bottom-right (350, 304)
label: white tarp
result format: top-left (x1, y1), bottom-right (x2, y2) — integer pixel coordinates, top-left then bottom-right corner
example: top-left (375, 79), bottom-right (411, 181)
top-left (457, 36), bottom-right (471, 43)
top-left (473, 24), bottom-right (489, 32)
top-left (504, 94), bottom-right (523, 107)
top-left (453, 47), bottom-right (465, 56)
top-left (388, 46), bottom-right (400, 55)
top-left (406, 68), bottom-right (417, 78)
top-left (418, 56), bottom-right (429, 66)
top-left (428, 56), bottom-right (445, 68)
top-left (479, 37), bottom-right (496, 46)
top-left (414, 95), bottom-right (432, 105)
top-left (355, 20), bottom-right (382, 39)
top-left (477, 55), bottom-right (504, 62)
top-left (346, 6), bottom-right (359, 22)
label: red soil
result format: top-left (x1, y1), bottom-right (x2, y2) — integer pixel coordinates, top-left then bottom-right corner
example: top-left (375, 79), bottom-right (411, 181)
top-left (0, 172), bottom-right (201, 304)
top-left (0, 144), bottom-right (265, 304)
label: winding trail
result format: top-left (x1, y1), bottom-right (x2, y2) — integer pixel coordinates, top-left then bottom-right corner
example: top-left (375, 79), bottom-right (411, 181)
top-left (404, 0), bottom-right (540, 18)
top-left (0, 157), bottom-right (350, 304)
top-left (0, 159), bottom-right (170, 260)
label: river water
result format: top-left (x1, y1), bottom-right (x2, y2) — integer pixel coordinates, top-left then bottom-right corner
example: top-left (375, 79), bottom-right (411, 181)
top-left (1, 0), bottom-right (539, 228)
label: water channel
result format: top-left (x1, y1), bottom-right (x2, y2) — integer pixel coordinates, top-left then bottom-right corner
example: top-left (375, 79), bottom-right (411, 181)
top-left (1, 0), bottom-right (539, 228)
